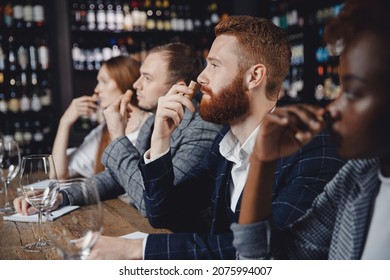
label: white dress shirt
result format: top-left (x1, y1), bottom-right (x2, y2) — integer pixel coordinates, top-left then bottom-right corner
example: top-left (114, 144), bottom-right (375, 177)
top-left (361, 170), bottom-right (390, 259)
top-left (67, 123), bottom-right (140, 178)
top-left (141, 126), bottom-right (260, 257)
top-left (219, 126), bottom-right (259, 211)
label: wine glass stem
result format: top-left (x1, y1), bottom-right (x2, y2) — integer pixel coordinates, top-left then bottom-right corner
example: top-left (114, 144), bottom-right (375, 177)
top-left (37, 210), bottom-right (44, 244)
top-left (3, 180), bottom-right (11, 209)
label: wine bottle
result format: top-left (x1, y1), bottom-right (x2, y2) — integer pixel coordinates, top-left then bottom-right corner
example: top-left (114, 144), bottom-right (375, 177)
top-left (0, 75), bottom-right (7, 114)
top-left (114, 0), bottom-right (124, 31)
top-left (184, 3), bottom-right (193, 32)
top-left (22, 118), bottom-right (33, 153)
top-left (123, 3), bottom-right (134, 31)
top-left (145, 0), bottom-right (156, 30)
top-left (33, 3), bottom-right (45, 27)
top-left (176, 4), bottom-right (185, 31)
top-left (79, 0), bottom-right (88, 31)
top-left (32, 119), bottom-right (44, 145)
top-left (23, 1), bottom-right (34, 28)
top-left (96, 0), bottom-right (107, 31)
top-left (19, 72), bottom-right (30, 112)
top-left (87, 0), bottom-right (97, 31)
top-left (14, 119), bottom-right (24, 149)
top-left (13, 2), bottom-right (24, 28)
top-left (40, 76), bottom-right (52, 108)
top-left (106, 1), bottom-right (116, 31)
top-left (94, 48), bottom-right (103, 70)
top-left (162, 0), bottom-right (171, 31)
top-left (29, 45), bottom-right (37, 70)
top-left (0, 91), bottom-right (7, 114)
top-left (8, 77), bottom-right (20, 113)
top-left (71, 0), bottom-right (81, 30)
top-left (37, 39), bottom-right (49, 70)
top-left (8, 36), bottom-right (17, 71)
top-left (86, 49), bottom-right (95, 70)
top-left (3, 3), bottom-right (13, 28)
top-left (155, 0), bottom-right (164, 31)
top-left (17, 45), bottom-right (29, 71)
top-left (0, 41), bottom-right (5, 71)
top-left (30, 72), bottom-right (42, 112)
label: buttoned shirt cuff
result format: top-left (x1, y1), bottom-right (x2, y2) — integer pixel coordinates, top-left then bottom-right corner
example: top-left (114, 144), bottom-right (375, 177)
top-left (231, 221), bottom-right (272, 259)
top-left (142, 235), bottom-right (149, 260)
top-left (143, 148), bottom-right (170, 164)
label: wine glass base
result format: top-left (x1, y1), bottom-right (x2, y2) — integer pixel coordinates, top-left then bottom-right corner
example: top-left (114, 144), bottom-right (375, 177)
top-left (0, 205), bottom-right (16, 215)
top-left (23, 240), bottom-right (55, 252)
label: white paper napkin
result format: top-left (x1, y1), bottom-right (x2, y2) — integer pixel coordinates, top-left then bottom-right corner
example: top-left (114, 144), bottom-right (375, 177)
top-left (120, 231), bottom-right (148, 239)
top-left (3, 206), bottom-right (80, 223)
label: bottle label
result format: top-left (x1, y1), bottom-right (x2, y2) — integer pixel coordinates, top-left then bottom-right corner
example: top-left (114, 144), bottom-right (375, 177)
top-left (87, 10), bottom-right (96, 30)
top-left (17, 46), bottom-right (29, 70)
top-left (20, 95), bottom-right (31, 112)
top-left (33, 5), bottom-right (45, 23)
top-left (23, 5), bottom-right (34, 22)
top-left (97, 10), bottom-right (106, 30)
top-left (38, 45), bottom-right (49, 70)
top-left (8, 98), bottom-right (20, 113)
top-left (41, 89), bottom-right (52, 107)
top-left (29, 46), bottom-right (37, 70)
top-left (0, 100), bottom-right (7, 113)
top-left (34, 132), bottom-right (44, 142)
top-left (13, 5), bottom-right (24, 20)
top-left (23, 131), bottom-right (33, 143)
top-left (31, 95), bottom-right (42, 112)
top-left (15, 131), bottom-right (24, 144)
top-left (4, 4), bottom-right (13, 27)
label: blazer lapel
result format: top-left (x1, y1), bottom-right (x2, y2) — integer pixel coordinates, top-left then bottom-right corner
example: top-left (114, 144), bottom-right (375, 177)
top-left (136, 115), bottom-right (154, 154)
top-left (338, 167), bottom-right (380, 259)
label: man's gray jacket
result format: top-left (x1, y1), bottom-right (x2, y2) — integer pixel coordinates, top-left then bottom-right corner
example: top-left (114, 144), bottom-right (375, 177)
top-left (63, 109), bottom-right (221, 216)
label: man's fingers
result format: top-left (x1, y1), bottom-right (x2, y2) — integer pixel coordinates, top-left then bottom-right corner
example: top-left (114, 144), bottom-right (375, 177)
top-left (124, 89), bottom-right (133, 98)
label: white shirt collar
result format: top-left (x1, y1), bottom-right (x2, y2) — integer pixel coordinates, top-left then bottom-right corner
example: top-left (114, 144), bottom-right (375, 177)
top-left (219, 126), bottom-right (260, 163)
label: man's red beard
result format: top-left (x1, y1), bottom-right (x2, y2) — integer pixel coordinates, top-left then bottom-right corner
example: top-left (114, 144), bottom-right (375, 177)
top-left (199, 75), bottom-right (250, 125)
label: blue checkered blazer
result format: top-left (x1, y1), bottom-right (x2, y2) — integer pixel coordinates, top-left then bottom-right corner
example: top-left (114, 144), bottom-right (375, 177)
top-left (232, 158), bottom-right (380, 259)
top-left (140, 127), bottom-right (345, 259)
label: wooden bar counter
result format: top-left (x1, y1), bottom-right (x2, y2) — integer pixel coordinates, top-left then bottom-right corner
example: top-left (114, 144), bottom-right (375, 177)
top-left (0, 181), bottom-right (169, 260)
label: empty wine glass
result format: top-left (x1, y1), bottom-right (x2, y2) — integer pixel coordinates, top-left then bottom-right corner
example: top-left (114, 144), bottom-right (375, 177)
top-left (0, 139), bottom-right (21, 214)
top-left (45, 178), bottom-right (103, 259)
top-left (20, 154), bottom-right (60, 252)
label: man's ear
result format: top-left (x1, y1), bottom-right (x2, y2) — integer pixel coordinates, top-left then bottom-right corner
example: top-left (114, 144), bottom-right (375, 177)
top-left (245, 64), bottom-right (266, 90)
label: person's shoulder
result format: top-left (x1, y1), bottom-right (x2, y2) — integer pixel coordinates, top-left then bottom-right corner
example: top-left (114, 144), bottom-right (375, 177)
top-left (82, 123), bottom-right (105, 142)
top-left (340, 158), bottom-right (379, 175)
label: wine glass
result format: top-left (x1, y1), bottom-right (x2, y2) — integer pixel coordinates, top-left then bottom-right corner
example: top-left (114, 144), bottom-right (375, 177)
top-left (0, 139), bottom-right (21, 214)
top-left (20, 154), bottom-right (60, 252)
top-left (45, 178), bottom-right (103, 259)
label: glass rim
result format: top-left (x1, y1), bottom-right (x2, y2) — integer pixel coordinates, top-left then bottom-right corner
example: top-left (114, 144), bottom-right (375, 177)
top-left (22, 154), bottom-right (52, 160)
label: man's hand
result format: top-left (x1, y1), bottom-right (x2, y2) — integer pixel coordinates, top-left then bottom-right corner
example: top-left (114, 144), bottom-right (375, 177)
top-left (104, 90), bottom-right (133, 140)
top-left (252, 104), bottom-right (326, 162)
top-left (150, 84), bottom-right (195, 158)
top-left (87, 236), bottom-right (144, 260)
